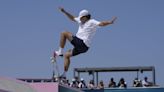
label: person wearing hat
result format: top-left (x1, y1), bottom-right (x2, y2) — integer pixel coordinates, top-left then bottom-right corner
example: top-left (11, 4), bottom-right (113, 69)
top-left (78, 78), bottom-right (87, 88)
top-left (70, 78), bottom-right (78, 88)
top-left (55, 7), bottom-right (117, 78)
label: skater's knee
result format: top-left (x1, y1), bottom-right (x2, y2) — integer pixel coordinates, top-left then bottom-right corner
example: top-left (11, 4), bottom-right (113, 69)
top-left (64, 51), bottom-right (72, 58)
top-left (61, 31), bottom-right (73, 41)
top-left (61, 31), bottom-right (70, 36)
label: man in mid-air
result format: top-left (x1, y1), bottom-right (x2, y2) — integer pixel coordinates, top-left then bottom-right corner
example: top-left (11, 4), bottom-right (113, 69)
top-left (55, 7), bottom-right (117, 78)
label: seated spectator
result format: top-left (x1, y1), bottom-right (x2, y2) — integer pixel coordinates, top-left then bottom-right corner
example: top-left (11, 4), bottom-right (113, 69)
top-left (78, 78), bottom-right (87, 88)
top-left (60, 76), bottom-right (67, 84)
top-left (52, 75), bottom-right (58, 82)
top-left (118, 78), bottom-right (127, 88)
top-left (88, 80), bottom-right (95, 89)
top-left (98, 80), bottom-right (104, 89)
top-left (70, 78), bottom-right (78, 88)
top-left (133, 78), bottom-right (142, 87)
top-left (65, 79), bottom-right (70, 86)
top-left (74, 76), bottom-right (80, 84)
top-left (142, 77), bottom-right (152, 87)
top-left (108, 77), bottom-right (116, 88)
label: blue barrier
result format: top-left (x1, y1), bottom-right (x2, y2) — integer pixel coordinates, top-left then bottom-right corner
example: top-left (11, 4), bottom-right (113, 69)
top-left (83, 87), bottom-right (164, 92)
top-left (59, 84), bottom-right (83, 92)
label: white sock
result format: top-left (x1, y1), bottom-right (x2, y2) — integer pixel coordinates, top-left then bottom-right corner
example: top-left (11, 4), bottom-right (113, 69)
top-left (58, 47), bottom-right (63, 53)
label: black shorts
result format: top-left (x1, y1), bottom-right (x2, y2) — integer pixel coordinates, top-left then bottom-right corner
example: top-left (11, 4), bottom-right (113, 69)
top-left (71, 36), bottom-right (89, 56)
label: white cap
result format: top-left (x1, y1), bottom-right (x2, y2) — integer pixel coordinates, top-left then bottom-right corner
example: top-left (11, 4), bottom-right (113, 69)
top-left (78, 9), bottom-right (90, 19)
top-left (72, 78), bottom-right (76, 82)
top-left (80, 78), bottom-right (84, 81)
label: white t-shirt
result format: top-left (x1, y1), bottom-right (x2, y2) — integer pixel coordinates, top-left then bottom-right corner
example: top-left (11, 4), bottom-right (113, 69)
top-left (142, 80), bottom-right (149, 87)
top-left (74, 17), bottom-right (100, 47)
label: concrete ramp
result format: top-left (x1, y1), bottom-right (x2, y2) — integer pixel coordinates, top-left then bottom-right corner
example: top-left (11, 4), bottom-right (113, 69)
top-left (0, 89), bottom-right (10, 92)
top-left (0, 77), bottom-right (36, 92)
top-left (0, 77), bottom-right (83, 92)
top-left (30, 82), bottom-right (83, 92)
top-left (30, 83), bottom-right (58, 92)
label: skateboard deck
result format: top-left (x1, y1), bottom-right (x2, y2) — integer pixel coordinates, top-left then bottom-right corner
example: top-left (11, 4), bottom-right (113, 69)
top-left (51, 52), bottom-right (60, 80)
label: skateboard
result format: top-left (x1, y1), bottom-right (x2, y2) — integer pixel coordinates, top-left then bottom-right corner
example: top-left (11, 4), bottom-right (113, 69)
top-left (50, 52), bottom-right (60, 81)
top-left (50, 51), bottom-right (66, 83)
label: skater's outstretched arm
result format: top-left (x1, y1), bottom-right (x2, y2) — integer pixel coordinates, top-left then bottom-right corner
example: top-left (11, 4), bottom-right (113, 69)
top-left (59, 7), bottom-right (76, 22)
top-left (99, 16), bottom-right (117, 27)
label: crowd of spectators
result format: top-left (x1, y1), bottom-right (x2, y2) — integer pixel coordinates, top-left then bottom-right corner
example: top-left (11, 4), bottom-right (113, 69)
top-left (53, 76), bottom-right (153, 89)
top-left (133, 77), bottom-right (153, 87)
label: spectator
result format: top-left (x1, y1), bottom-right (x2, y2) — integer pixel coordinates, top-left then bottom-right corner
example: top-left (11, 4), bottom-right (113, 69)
top-left (118, 78), bottom-right (127, 88)
top-left (98, 80), bottom-right (104, 89)
top-left (52, 75), bottom-right (59, 82)
top-left (78, 78), bottom-right (87, 88)
top-left (65, 79), bottom-right (70, 86)
top-left (75, 76), bottom-right (80, 85)
top-left (88, 80), bottom-right (95, 89)
top-left (108, 77), bottom-right (116, 88)
top-left (70, 78), bottom-right (78, 88)
top-left (60, 76), bottom-right (67, 84)
top-left (133, 78), bottom-right (142, 87)
top-left (142, 77), bottom-right (152, 87)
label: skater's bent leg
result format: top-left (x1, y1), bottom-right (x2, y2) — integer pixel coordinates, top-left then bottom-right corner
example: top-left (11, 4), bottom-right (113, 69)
top-left (60, 31), bottom-right (73, 48)
top-left (64, 50), bottom-right (72, 72)
top-left (56, 31), bottom-right (73, 56)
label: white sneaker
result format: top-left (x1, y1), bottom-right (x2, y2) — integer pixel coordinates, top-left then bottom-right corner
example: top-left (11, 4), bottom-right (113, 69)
top-left (55, 51), bottom-right (63, 57)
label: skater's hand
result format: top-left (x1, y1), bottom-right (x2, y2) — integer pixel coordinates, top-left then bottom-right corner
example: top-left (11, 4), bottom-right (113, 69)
top-left (99, 16), bottom-right (117, 26)
top-left (59, 7), bottom-right (65, 13)
top-left (111, 16), bottom-right (117, 24)
top-left (58, 7), bottom-right (75, 22)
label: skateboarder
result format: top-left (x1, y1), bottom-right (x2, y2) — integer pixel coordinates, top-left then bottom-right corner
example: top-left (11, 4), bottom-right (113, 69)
top-left (55, 7), bottom-right (117, 77)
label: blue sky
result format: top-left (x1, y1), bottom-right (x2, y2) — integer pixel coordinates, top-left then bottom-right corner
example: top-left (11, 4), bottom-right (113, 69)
top-left (0, 0), bottom-right (164, 86)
